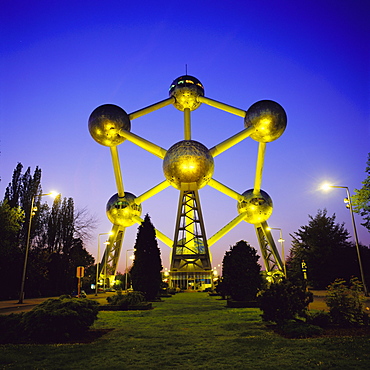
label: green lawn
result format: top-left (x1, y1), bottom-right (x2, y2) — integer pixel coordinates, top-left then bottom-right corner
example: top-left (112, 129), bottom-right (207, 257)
top-left (1, 292), bottom-right (370, 369)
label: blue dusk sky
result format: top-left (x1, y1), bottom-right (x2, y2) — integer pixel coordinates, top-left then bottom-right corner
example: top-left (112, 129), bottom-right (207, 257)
top-left (1, 0), bottom-right (369, 273)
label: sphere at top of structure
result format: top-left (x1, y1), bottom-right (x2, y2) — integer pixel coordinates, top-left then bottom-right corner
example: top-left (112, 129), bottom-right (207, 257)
top-left (106, 192), bottom-right (142, 227)
top-left (244, 100), bottom-right (287, 143)
top-left (163, 140), bottom-right (214, 190)
top-left (88, 104), bottom-right (131, 147)
top-left (169, 75), bottom-right (204, 111)
top-left (237, 189), bottom-right (273, 224)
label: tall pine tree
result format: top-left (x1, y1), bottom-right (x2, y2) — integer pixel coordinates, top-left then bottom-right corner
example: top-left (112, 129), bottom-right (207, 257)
top-left (130, 214), bottom-right (163, 301)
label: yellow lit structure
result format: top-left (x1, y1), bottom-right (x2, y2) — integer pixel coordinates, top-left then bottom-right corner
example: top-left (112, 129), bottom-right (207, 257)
top-left (89, 75), bottom-right (287, 289)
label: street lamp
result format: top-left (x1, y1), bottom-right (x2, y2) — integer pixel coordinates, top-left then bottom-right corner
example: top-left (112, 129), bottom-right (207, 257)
top-left (125, 249), bottom-right (136, 291)
top-left (95, 232), bottom-right (112, 296)
top-left (19, 191), bottom-right (59, 303)
top-left (267, 227), bottom-right (287, 277)
top-left (103, 241), bottom-right (111, 292)
top-left (321, 183), bottom-right (368, 296)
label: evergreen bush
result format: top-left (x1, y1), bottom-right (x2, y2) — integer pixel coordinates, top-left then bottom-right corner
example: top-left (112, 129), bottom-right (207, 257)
top-left (21, 297), bottom-right (99, 342)
top-left (107, 291), bottom-right (146, 309)
top-left (306, 310), bottom-right (332, 328)
top-left (278, 321), bottom-right (323, 338)
top-left (325, 277), bottom-right (368, 326)
top-left (0, 313), bottom-right (24, 343)
top-left (258, 280), bottom-right (312, 324)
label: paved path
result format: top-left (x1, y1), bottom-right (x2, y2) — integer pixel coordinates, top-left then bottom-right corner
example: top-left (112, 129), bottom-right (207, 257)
top-left (0, 294), bottom-right (109, 315)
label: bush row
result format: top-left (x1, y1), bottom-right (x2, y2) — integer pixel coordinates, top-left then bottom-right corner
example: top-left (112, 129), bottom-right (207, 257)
top-left (0, 297), bottom-right (99, 343)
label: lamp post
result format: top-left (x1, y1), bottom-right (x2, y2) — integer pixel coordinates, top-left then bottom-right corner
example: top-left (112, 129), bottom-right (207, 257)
top-left (267, 227), bottom-right (287, 277)
top-left (95, 232), bottom-right (112, 296)
top-left (103, 241), bottom-right (111, 292)
top-left (322, 184), bottom-right (368, 296)
top-left (19, 191), bottom-right (59, 303)
top-left (125, 249), bottom-right (135, 291)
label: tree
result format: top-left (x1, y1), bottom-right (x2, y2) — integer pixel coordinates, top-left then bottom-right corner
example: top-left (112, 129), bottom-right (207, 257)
top-left (287, 209), bottom-right (355, 289)
top-left (4, 164), bottom-right (43, 249)
top-left (130, 214), bottom-right (163, 301)
top-left (0, 201), bottom-right (24, 299)
top-left (222, 240), bottom-right (262, 301)
top-left (2, 163), bottom-right (97, 297)
top-left (352, 152), bottom-right (370, 232)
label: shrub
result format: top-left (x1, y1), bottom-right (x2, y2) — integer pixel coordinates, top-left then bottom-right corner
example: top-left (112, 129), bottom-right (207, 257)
top-left (107, 291), bottom-right (146, 309)
top-left (306, 310), bottom-right (332, 328)
top-left (325, 277), bottom-right (367, 326)
top-left (21, 297), bottom-right (99, 342)
top-left (278, 321), bottom-right (323, 338)
top-left (0, 313), bottom-right (24, 343)
top-left (258, 280), bottom-right (313, 324)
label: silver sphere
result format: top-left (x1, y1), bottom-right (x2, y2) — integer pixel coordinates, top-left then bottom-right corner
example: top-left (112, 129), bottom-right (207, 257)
top-left (106, 192), bottom-right (142, 227)
top-left (89, 104), bottom-right (131, 147)
top-left (237, 189), bottom-right (273, 224)
top-left (163, 140), bottom-right (214, 190)
top-left (169, 75), bottom-right (204, 111)
top-left (244, 100), bottom-right (287, 143)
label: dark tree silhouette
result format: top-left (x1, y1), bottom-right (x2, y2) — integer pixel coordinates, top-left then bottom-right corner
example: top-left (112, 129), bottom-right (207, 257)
top-left (352, 152), bottom-right (370, 232)
top-left (286, 209), bottom-right (366, 289)
top-left (130, 214), bottom-right (163, 301)
top-left (222, 240), bottom-right (262, 301)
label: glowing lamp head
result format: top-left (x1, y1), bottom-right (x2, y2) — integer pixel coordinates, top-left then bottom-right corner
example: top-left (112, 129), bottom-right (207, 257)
top-left (163, 140), bottom-right (214, 190)
top-left (321, 183), bottom-right (332, 191)
top-left (237, 189), bottom-right (273, 224)
top-left (48, 191), bottom-right (59, 198)
top-left (106, 192), bottom-right (142, 227)
top-left (169, 75), bottom-right (204, 111)
top-left (88, 104), bottom-right (131, 147)
top-left (244, 100), bottom-right (287, 143)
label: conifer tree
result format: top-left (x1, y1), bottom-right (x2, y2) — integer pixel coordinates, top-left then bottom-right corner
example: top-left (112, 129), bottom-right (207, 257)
top-left (352, 152), bottom-right (370, 232)
top-left (222, 240), bottom-right (262, 301)
top-left (287, 209), bottom-right (352, 289)
top-left (130, 214), bottom-right (163, 300)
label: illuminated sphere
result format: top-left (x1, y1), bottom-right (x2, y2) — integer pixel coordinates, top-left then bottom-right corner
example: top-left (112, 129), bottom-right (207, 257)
top-left (169, 75), bottom-right (204, 111)
top-left (237, 189), bottom-right (273, 224)
top-left (106, 192), bottom-right (142, 227)
top-left (244, 100), bottom-right (287, 143)
top-left (163, 140), bottom-right (214, 190)
top-left (88, 104), bottom-right (131, 147)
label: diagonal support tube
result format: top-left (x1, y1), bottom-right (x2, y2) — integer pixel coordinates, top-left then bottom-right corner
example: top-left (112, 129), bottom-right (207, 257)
top-left (207, 178), bottom-right (243, 201)
top-left (133, 215), bottom-right (173, 248)
top-left (208, 212), bottom-right (247, 247)
top-left (119, 129), bottom-right (167, 159)
top-left (110, 146), bottom-right (125, 197)
top-left (209, 126), bottom-right (256, 157)
top-left (198, 96), bottom-right (246, 117)
top-left (129, 97), bottom-right (175, 120)
top-left (135, 180), bottom-right (170, 204)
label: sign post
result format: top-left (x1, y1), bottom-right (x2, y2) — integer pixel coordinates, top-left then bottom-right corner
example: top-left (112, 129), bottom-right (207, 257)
top-left (76, 266), bottom-right (85, 298)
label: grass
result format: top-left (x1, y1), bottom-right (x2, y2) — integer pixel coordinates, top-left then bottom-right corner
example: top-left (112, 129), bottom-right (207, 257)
top-left (1, 292), bottom-right (370, 369)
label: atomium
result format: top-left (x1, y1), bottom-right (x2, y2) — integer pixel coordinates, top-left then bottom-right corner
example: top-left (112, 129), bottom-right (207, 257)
top-left (88, 104), bottom-right (131, 147)
top-left (163, 140), bottom-right (214, 190)
top-left (89, 74), bottom-right (287, 290)
top-left (169, 75), bottom-right (204, 111)
top-left (237, 189), bottom-right (273, 224)
top-left (244, 100), bottom-right (287, 143)
top-left (106, 192), bottom-right (142, 227)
